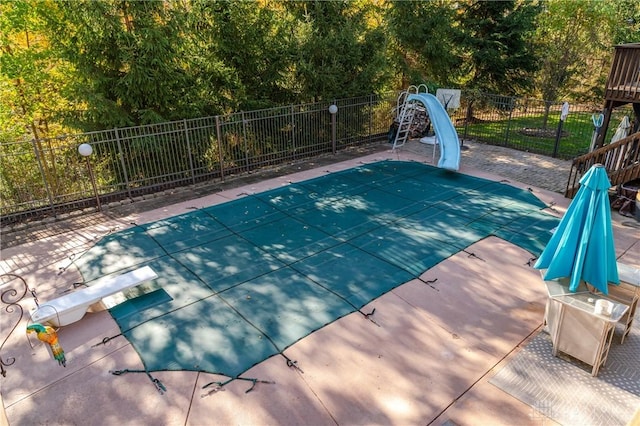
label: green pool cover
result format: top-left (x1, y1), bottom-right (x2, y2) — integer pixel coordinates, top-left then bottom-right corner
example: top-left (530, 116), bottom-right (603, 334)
top-left (74, 161), bottom-right (558, 385)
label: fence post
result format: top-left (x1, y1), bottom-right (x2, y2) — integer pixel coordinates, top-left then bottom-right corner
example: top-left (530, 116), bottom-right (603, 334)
top-left (504, 96), bottom-right (515, 145)
top-left (114, 128), bottom-right (132, 199)
top-left (463, 102), bottom-right (471, 141)
top-left (184, 119), bottom-right (196, 185)
top-left (369, 94), bottom-right (374, 142)
top-left (329, 103), bottom-right (338, 154)
top-left (291, 105), bottom-right (297, 160)
top-left (215, 115), bottom-right (225, 180)
top-left (242, 111), bottom-right (249, 171)
top-left (31, 139), bottom-right (56, 217)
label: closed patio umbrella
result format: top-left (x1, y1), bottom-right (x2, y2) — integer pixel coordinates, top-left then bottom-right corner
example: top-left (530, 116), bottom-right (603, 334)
top-left (534, 164), bottom-right (619, 294)
top-left (610, 115), bottom-right (631, 144)
top-left (609, 116), bottom-right (632, 169)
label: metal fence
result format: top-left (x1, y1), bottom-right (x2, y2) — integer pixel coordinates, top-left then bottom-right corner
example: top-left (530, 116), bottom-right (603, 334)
top-left (0, 94), bottom-right (391, 225)
top-left (450, 94), bottom-right (634, 158)
top-left (1, 91), bottom-right (635, 225)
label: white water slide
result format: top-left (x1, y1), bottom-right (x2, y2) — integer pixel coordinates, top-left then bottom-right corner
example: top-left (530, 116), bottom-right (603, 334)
top-left (406, 93), bottom-right (461, 171)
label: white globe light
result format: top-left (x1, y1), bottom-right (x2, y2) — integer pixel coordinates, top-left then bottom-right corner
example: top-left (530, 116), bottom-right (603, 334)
top-left (328, 104), bottom-right (338, 114)
top-left (78, 143), bottom-right (93, 157)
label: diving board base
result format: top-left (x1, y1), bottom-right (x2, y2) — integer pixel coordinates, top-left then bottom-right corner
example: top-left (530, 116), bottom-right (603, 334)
top-left (30, 266), bottom-right (158, 327)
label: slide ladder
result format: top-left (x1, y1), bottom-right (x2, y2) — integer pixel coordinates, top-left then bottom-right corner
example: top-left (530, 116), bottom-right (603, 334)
top-left (391, 98), bottom-right (417, 150)
top-left (392, 85), bottom-right (428, 150)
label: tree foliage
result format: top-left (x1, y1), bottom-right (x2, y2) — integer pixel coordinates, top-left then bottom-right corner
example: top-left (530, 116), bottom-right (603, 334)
top-left (285, 0), bottom-right (389, 102)
top-left (386, 0), bottom-right (462, 89)
top-left (455, 0), bottom-right (541, 95)
top-left (0, 0), bottom-right (71, 141)
top-left (43, 0), bottom-right (199, 129)
top-left (1, 0), bottom-right (638, 137)
top-left (534, 1), bottom-right (616, 105)
top-left (187, 0), bottom-right (295, 111)
top-left (611, 0), bottom-right (640, 45)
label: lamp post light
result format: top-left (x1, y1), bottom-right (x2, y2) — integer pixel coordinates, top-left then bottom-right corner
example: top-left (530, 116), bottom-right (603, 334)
top-left (78, 143), bottom-right (101, 212)
top-left (329, 104), bottom-right (338, 154)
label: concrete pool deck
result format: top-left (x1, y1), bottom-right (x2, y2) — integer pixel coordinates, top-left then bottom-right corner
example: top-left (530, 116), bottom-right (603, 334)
top-left (1, 140), bottom-right (639, 425)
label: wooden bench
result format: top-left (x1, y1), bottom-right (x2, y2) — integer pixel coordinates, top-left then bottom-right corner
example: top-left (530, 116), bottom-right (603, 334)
top-left (30, 266), bottom-right (158, 327)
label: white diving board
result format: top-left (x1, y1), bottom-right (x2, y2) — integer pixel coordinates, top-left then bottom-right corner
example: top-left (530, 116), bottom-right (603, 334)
top-left (30, 266), bottom-right (158, 327)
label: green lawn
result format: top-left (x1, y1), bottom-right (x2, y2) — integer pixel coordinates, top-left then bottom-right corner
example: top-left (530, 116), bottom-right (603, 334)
top-left (455, 108), bottom-right (631, 159)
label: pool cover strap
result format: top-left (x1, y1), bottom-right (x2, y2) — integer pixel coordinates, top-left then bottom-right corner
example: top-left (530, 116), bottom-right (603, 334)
top-left (110, 369), bottom-right (166, 395)
top-left (202, 376), bottom-right (276, 395)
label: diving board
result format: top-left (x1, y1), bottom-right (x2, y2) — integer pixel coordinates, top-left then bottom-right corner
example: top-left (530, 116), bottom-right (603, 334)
top-left (30, 266), bottom-right (158, 327)
top-left (407, 93), bottom-right (461, 171)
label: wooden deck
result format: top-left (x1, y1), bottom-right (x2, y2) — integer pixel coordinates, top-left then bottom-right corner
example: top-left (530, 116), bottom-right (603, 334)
top-left (594, 43), bottom-right (640, 150)
top-left (566, 43), bottom-right (640, 196)
top-left (605, 43), bottom-right (640, 105)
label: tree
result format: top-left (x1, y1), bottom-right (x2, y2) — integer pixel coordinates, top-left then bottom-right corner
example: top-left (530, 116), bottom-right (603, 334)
top-left (43, 0), bottom-right (200, 130)
top-left (0, 0), bottom-right (71, 141)
top-left (534, 1), bottom-right (618, 108)
top-left (611, 0), bottom-right (640, 45)
top-left (456, 0), bottom-right (541, 95)
top-left (0, 0), bottom-right (76, 202)
top-left (285, 0), bottom-right (390, 102)
top-left (453, 0), bottom-right (540, 123)
top-left (186, 0), bottom-right (295, 111)
top-left (386, 0), bottom-right (462, 89)
top-left (531, 1), bottom-right (618, 130)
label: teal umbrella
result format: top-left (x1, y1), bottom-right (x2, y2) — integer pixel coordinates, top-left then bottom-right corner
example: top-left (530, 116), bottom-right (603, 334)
top-left (534, 164), bottom-right (619, 294)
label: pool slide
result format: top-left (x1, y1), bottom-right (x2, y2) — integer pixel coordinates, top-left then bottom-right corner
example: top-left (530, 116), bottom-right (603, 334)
top-left (407, 93), bottom-right (461, 171)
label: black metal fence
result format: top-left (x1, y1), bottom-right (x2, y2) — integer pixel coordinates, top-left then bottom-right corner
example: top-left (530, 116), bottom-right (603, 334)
top-left (1, 91), bottom-right (635, 225)
top-left (0, 94), bottom-right (390, 225)
top-left (450, 94), bottom-right (634, 158)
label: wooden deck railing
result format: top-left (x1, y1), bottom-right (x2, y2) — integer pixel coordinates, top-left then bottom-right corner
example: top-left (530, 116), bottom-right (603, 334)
top-left (565, 131), bottom-right (640, 198)
top-left (605, 43), bottom-right (640, 104)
